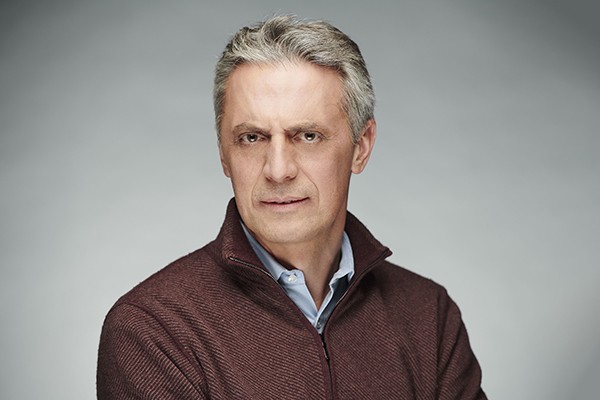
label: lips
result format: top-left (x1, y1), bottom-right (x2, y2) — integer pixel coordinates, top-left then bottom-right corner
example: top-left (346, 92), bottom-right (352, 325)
top-left (259, 197), bottom-right (309, 210)
top-left (262, 197), bottom-right (307, 205)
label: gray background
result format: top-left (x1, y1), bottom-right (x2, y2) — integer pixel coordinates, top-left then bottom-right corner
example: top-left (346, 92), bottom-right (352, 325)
top-left (1, 0), bottom-right (599, 399)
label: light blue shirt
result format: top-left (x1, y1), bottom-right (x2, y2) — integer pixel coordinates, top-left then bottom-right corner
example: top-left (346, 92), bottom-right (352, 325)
top-left (241, 224), bottom-right (355, 334)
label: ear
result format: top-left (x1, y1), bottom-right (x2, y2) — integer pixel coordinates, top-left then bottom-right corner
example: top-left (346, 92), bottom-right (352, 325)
top-left (219, 144), bottom-right (231, 178)
top-left (351, 119), bottom-right (376, 174)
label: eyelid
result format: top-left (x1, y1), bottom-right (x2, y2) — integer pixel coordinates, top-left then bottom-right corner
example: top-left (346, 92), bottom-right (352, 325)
top-left (237, 131), bottom-right (266, 144)
top-left (295, 131), bottom-right (322, 142)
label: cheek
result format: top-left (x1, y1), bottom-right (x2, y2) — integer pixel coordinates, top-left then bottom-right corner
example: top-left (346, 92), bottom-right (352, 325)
top-left (228, 157), bottom-right (260, 195)
top-left (308, 158), bottom-right (352, 197)
top-left (230, 168), bottom-right (251, 190)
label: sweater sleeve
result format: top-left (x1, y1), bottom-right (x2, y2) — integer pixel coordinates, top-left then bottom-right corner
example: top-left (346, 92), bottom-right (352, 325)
top-left (97, 303), bottom-right (207, 399)
top-left (436, 290), bottom-right (488, 400)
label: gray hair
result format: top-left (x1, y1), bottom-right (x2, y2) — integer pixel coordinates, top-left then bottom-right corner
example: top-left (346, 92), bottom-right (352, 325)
top-left (213, 15), bottom-right (375, 143)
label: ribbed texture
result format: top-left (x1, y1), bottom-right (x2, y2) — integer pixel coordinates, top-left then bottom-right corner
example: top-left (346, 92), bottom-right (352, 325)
top-left (97, 199), bottom-right (486, 399)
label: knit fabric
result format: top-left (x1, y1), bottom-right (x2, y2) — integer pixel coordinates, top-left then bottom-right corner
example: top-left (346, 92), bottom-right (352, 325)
top-left (97, 199), bottom-right (487, 399)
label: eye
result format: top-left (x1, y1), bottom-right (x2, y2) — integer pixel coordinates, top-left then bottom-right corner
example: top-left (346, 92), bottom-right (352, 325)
top-left (299, 132), bottom-right (320, 142)
top-left (239, 133), bottom-right (261, 143)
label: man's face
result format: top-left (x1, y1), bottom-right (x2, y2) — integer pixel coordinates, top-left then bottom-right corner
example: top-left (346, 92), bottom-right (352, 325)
top-left (219, 61), bottom-right (374, 251)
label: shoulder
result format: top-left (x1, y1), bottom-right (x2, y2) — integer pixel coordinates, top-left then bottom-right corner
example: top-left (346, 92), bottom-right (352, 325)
top-left (365, 260), bottom-right (461, 325)
top-left (97, 250), bottom-right (211, 398)
top-left (99, 242), bottom-right (233, 365)
top-left (106, 242), bottom-right (226, 322)
top-left (373, 260), bottom-right (449, 299)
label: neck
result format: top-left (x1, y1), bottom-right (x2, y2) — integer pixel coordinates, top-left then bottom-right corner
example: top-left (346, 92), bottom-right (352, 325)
top-left (259, 231), bottom-right (344, 309)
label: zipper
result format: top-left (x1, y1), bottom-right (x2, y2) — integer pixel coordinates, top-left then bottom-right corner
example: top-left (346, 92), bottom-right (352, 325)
top-left (228, 255), bottom-right (335, 399)
top-left (320, 333), bottom-right (334, 400)
top-left (227, 256), bottom-right (276, 279)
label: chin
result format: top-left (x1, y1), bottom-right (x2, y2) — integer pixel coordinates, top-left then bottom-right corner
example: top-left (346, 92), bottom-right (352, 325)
top-left (258, 223), bottom-right (315, 245)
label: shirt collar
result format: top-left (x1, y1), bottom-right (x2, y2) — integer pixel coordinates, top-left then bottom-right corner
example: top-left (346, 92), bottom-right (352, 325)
top-left (241, 223), bottom-right (355, 284)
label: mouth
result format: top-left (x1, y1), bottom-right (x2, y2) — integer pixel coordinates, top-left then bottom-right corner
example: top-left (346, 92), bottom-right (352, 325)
top-left (261, 197), bottom-right (309, 208)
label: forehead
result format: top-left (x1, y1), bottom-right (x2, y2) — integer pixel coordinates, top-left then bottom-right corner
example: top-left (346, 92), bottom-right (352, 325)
top-left (227, 61), bottom-right (341, 93)
top-left (222, 62), bottom-right (346, 130)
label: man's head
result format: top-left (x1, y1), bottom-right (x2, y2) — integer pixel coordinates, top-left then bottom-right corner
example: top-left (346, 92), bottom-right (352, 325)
top-left (214, 15), bottom-right (375, 143)
top-left (215, 16), bottom-right (376, 253)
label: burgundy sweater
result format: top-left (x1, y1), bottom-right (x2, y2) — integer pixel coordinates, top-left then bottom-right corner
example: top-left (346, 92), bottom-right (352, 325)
top-left (97, 200), bottom-right (487, 399)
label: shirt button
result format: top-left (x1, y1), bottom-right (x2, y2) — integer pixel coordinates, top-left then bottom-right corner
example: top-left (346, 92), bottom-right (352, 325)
top-left (287, 273), bottom-right (298, 283)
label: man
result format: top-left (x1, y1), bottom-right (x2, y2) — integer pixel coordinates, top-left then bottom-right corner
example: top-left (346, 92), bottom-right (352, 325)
top-left (97, 15), bottom-right (486, 399)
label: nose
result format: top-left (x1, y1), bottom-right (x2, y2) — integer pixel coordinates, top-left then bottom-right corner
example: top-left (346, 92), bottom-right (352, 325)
top-left (263, 137), bottom-right (298, 183)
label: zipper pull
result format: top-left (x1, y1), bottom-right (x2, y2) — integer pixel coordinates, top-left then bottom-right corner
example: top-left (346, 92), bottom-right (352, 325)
top-left (320, 334), bottom-right (330, 361)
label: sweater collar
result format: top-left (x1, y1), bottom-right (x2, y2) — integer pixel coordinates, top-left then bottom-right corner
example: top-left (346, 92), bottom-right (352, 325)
top-left (214, 198), bottom-right (392, 277)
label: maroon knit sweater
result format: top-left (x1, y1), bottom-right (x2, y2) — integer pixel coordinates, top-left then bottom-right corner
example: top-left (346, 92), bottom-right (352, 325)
top-left (97, 200), bottom-right (487, 399)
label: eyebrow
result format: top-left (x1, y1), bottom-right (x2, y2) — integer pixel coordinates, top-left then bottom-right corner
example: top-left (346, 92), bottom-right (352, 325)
top-left (231, 122), bottom-right (267, 136)
top-left (284, 122), bottom-right (321, 133)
